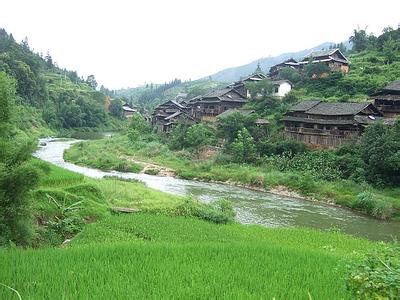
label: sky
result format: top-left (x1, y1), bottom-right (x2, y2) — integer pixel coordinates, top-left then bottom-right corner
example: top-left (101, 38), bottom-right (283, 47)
top-left (1, 0), bottom-right (399, 89)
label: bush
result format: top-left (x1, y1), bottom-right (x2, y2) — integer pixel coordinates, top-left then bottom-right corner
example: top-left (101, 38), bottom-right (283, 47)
top-left (353, 191), bottom-right (394, 220)
top-left (168, 198), bottom-right (235, 224)
top-left (347, 244), bottom-right (400, 299)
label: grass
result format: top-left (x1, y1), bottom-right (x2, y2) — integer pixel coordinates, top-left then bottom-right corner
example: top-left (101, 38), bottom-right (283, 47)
top-left (29, 159), bottom-right (185, 246)
top-left (64, 135), bottom-right (400, 220)
top-left (0, 214), bottom-right (383, 299)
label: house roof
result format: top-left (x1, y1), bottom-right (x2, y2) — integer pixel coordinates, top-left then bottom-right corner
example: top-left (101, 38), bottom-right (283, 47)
top-left (123, 106), bottom-right (137, 112)
top-left (383, 80), bottom-right (400, 92)
top-left (164, 111), bottom-right (182, 120)
top-left (306, 102), bottom-right (371, 116)
top-left (289, 100), bottom-right (321, 112)
top-left (301, 48), bottom-right (349, 64)
top-left (217, 109), bottom-right (255, 119)
top-left (271, 80), bottom-right (293, 87)
top-left (255, 118), bottom-right (270, 125)
top-left (200, 87), bottom-right (246, 101)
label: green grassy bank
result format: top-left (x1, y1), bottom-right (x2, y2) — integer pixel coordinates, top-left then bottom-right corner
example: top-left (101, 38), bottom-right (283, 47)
top-left (64, 135), bottom-right (400, 220)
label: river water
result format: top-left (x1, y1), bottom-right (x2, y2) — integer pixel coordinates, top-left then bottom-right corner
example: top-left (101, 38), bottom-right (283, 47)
top-left (34, 139), bottom-right (400, 242)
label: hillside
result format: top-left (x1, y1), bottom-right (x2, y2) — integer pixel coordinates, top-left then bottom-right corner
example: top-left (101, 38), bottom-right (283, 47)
top-left (0, 28), bottom-right (121, 135)
top-left (116, 79), bottom-right (226, 110)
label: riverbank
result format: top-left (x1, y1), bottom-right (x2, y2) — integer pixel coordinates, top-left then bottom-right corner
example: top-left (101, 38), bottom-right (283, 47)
top-left (6, 147), bottom-right (393, 298)
top-left (64, 134), bottom-right (400, 221)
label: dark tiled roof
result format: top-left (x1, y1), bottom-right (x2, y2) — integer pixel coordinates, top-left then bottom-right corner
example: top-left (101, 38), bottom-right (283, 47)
top-left (217, 109), bottom-right (255, 118)
top-left (289, 100), bottom-right (321, 112)
top-left (255, 118), bottom-right (270, 125)
top-left (383, 80), bottom-right (400, 92)
top-left (164, 111), bottom-right (182, 120)
top-left (301, 48), bottom-right (349, 63)
top-left (306, 102), bottom-right (370, 116)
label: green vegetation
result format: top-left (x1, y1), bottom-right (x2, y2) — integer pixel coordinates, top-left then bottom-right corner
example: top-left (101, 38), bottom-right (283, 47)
top-left (65, 123), bottom-right (400, 220)
top-left (279, 28), bottom-right (400, 101)
top-left (0, 28), bottom-right (127, 135)
top-left (0, 212), bottom-right (387, 299)
top-left (117, 78), bottom-right (226, 110)
top-left (0, 73), bottom-right (41, 246)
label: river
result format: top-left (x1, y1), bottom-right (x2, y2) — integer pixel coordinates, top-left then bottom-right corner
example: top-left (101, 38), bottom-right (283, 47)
top-left (34, 138), bottom-right (400, 242)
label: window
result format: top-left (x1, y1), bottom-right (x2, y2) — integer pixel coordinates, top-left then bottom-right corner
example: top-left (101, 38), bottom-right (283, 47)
top-left (274, 86), bottom-right (279, 93)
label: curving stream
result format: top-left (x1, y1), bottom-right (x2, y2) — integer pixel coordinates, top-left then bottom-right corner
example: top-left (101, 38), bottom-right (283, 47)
top-left (34, 139), bottom-right (400, 242)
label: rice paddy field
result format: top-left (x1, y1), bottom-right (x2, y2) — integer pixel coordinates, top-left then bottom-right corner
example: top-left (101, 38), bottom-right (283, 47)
top-left (0, 160), bottom-right (387, 299)
top-left (0, 214), bottom-right (382, 299)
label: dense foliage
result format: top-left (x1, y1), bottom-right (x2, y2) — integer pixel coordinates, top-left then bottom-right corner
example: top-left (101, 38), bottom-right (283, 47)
top-left (0, 72), bottom-right (40, 246)
top-left (0, 28), bottom-right (112, 131)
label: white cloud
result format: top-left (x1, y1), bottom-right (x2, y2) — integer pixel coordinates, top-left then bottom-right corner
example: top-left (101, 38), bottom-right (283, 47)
top-left (1, 0), bottom-right (399, 89)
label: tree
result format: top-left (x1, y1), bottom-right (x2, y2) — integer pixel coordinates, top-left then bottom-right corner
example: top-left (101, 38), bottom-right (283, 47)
top-left (246, 79), bottom-right (274, 99)
top-left (278, 67), bottom-right (301, 84)
top-left (185, 124), bottom-right (216, 150)
top-left (217, 112), bottom-right (257, 143)
top-left (304, 62), bottom-right (330, 78)
top-left (0, 72), bottom-right (40, 246)
top-left (230, 128), bottom-right (256, 163)
top-left (360, 121), bottom-right (400, 185)
top-left (350, 28), bottom-right (371, 52)
top-left (382, 38), bottom-right (400, 64)
top-left (86, 75), bottom-right (98, 89)
top-left (45, 51), bottom-right (53, 68)
top-left (109, 99), bottom-right (124, 119)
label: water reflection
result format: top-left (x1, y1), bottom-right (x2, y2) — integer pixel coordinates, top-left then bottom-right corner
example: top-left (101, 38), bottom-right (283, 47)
top-left (34, 139), bottom-right (400, 242)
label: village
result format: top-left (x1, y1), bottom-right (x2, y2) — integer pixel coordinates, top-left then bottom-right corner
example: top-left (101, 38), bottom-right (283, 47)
top-left (122, 48), bottom-right (400, 149)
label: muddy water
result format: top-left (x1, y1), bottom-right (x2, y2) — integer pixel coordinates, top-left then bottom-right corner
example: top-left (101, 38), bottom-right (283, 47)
top-left (34, 139), bottom-right (400, 241)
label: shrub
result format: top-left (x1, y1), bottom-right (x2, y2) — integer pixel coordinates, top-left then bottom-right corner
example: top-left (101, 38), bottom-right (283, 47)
top-left (347, 244), bottom-right (400, 299)
top-left (169, 198), bottom-right (235, 224)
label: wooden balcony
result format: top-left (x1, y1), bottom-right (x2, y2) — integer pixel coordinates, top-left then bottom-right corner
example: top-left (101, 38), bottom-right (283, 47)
top-left (285, 127), bottom-right (359, 137)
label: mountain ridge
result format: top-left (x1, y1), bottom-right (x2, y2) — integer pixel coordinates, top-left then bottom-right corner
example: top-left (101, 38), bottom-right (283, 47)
top-left (204, 42), bottom-right (337, 82)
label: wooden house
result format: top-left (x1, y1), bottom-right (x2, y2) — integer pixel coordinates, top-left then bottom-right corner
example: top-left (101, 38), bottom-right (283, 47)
top-left (122, 103), bottom-right (138, 118)
top-left (228, 73), bottom-right (267, 98)
top-left (152, 100), bottom-right (192, 132)
top-left (372, 80), bottom-right (400, 118)
top-left (282, 100), bottom-right (383, 148)
top-left (297, 48), bottom-right (349, 73)
top-left (269, 58), bottom-right (299, 79)
top-left (187, 88), bottom-right (247, 121)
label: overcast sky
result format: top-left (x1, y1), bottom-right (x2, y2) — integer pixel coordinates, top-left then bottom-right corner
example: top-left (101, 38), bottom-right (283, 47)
top-left (1, 0), bottom-right (399, 89)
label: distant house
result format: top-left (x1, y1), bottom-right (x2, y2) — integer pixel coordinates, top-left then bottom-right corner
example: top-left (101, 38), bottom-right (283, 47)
top-left (268, 49), bottom-right (350, 79)
top-left (372, 80), bottom-right (400, 118)
top-left (122, 103), bottom-right (137, 118)
top-left (271, 80), bottom-right (293, 97)
top-left (282, 100), bottom-right (383, 148)
top-left (152, 100), bottom-right (193, 132)
top-left (297, 48), bottom-right (350, 73)
top-left (216, 108), bottom-right (270, 127)
top-left (269, 58), bottom-right (298, 79)
top-left (228, 73), bottom-right (267, 98)
top-left (187, 88), bottom-right (247, 121)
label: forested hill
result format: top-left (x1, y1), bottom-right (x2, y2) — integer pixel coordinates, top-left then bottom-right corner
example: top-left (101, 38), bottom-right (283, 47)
top-left (0, 28), bottom-right (117, 134)
top-left (116, 79), bottom-right (226, 111)
top-left (204, 42), bottom-right (343, 82)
